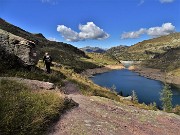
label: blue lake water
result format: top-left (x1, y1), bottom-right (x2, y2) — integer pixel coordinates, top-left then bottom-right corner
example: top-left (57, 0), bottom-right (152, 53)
top-left (90, 69), bottom-right (180, 108)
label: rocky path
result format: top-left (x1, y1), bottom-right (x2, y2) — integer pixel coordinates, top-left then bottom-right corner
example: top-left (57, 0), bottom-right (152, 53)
top-left (48, 82), bottom-right (180, 135)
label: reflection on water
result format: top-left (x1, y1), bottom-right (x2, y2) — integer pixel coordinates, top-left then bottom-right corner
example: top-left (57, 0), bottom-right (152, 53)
top-left (91, 69), bottom-right (180, 107)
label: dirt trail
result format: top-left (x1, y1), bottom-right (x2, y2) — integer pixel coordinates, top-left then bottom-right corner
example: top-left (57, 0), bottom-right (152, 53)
top-left (48, 82), bottom-right (180, 135)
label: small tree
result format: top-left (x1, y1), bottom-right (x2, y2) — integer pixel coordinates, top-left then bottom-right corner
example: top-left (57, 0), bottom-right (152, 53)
top-left (110, 84), bottom-right (117, 94)
top-left (149, 102), bottom-right (157, 110)
top-left (131, 90), bottom-right (138, 103)
top-left (160, 83), bottom-right (173, 112)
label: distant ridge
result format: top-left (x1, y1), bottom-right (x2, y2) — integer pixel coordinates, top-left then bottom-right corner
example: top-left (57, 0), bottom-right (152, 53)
top-left (80, 46), bottom-right (106, 53)
top-left (106, 45), bottom-right (129, 55)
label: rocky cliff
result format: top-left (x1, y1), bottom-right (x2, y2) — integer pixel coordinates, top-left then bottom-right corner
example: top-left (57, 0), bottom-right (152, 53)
top-left (0, 29), bottom-right (38, 69)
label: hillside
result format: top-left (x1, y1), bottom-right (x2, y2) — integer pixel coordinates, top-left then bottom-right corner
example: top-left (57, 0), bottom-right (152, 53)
top-left (142, 47), bottom-right (180, 72)
top-left (0, 18), bottom-right (99, 72)
top-left (132, 33), bottom-right (180, 74)
top-left (106, 34), bottom-right (180, 76)
top-left (106, 45), bottom-right (129, 60)
top-left (129, 33), bottom-right (180, 54)
top-left (107, 33), bottom-right (180, 61)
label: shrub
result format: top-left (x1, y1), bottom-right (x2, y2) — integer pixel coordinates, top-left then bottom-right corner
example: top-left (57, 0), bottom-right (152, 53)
top-left (173, 105), bottom-right (180, 115)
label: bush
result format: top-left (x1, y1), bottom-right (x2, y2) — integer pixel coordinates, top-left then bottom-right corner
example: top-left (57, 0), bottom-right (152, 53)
top-left (173, 105), bottom-right (180, 115)
top-left (0, 79), bottom-right (67, 135)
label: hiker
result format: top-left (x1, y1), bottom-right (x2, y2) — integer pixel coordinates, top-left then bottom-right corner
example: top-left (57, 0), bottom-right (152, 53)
top-left (43, 52), bottom-right (52, 73)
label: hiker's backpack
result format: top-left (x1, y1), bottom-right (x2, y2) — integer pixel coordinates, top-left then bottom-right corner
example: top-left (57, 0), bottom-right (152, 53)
top-left (45, 55), bottom-right (52, 63)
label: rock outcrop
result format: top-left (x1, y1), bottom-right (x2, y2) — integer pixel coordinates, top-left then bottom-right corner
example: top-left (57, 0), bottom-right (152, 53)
top-left (0, 29), bottom-right (38, 68)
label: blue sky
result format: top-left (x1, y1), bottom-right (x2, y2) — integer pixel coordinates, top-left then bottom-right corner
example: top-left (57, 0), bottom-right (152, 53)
top-left (0, 0), bottom-right (180, 48)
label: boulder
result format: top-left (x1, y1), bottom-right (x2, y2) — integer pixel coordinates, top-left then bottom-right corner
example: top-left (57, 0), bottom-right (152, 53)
top-left (0, 29), bottom-right (38, 67)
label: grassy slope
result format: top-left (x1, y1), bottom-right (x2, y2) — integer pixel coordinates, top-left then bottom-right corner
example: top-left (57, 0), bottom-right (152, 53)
top-left (83, 53), bottom-right (120, 66)
top-left (107, 33), bottom-right (180, 60)
top-left (128, 33), bottom-right (180, 53)
top-left (0, 79), bottom-right (76, 135)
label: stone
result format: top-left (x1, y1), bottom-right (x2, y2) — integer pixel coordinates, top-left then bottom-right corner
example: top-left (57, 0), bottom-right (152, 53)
top-left (121, 96), bottom-right (132, 101)
top-left (0, 29), bottom-right (38, 67)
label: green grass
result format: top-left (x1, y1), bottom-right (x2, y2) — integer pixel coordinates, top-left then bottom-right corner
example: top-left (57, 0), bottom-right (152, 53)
top-left (0, 79), bottom-right (76, 135)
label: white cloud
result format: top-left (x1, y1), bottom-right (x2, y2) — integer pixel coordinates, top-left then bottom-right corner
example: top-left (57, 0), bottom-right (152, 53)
top-left (121, 28), bottom-right (146, 39)
top-left (57, 25), bottom-right (79, 42)
top-left (146, 23), bottom-right (175, 37)
top-left (78, 22), bottom-right (109, 40)
top-left (57, 22), bottom-right (109, 42)
top-left (160, 0), bottom-right (175, 3)
top-left (47, 37), bottom-right (60, 42)
top-left (121, 23), bottom-right (175, 39)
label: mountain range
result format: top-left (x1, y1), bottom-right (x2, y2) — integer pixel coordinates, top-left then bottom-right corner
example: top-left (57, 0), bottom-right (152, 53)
top-left (80, 46), bottom-right (106, 53)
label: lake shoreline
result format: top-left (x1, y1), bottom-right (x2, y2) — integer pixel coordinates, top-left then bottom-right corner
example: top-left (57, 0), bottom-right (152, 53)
top-left (129, 66), bottom-right (180, 87)
top-left (81, 64), bottom-right (125, 77)
top-left (81, 64), bottom-right (180, 87)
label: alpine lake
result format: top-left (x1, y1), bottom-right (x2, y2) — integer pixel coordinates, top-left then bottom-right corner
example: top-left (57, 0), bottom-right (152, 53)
top-left (90, 69), bottom-right (180, 108)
